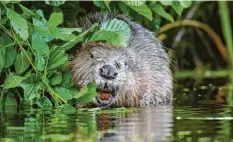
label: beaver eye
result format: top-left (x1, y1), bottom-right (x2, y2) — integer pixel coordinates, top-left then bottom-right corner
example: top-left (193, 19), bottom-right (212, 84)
top-left (125, 61), bottom-right (128, 66)
top-left (115, 62), bottom-right (121, 69)
top-left (90, 53), bottom-right (94, 58)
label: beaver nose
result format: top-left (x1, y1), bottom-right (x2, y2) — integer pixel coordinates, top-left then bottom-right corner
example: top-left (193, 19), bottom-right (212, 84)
top-left (99, 65), bottom-right (118, 80)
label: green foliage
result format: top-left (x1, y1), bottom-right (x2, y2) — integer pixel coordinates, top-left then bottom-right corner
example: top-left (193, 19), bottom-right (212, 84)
top-left (89, 18), bottom-right (131, 47)
top-left (0, 0), bottom-right (191, 110)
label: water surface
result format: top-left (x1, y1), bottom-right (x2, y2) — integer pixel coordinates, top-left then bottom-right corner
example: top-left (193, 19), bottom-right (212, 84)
top-left (1, 104), bottom-right (233, 142)
top-left (1, 84), bottom-right (233, 142)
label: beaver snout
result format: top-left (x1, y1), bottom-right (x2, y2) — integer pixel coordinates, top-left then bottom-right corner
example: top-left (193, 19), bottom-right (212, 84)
top-left (99, 64), bottom-right (118, 80)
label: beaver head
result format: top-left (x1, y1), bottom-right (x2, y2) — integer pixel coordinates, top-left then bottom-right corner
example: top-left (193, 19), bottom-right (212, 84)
top-left (71, 42), bottom-right (137, 107)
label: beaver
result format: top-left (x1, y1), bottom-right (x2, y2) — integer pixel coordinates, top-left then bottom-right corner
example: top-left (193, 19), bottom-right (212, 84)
top-left (71, 13), bottom-right (173, 107)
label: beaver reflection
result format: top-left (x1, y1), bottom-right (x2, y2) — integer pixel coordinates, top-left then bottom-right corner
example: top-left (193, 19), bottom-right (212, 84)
top-left (96, 106), bottom-right (173, 142)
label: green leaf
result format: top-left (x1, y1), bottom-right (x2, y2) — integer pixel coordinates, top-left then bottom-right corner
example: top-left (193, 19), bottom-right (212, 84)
top-left (73, 82), bottom-right (97, 104)
top-left (54, 28), bottom-right (82, 41)
top-left (6, 8), bottom-right (29, 40)
top-left (33, 18), bottom-right (53, 42)
top-left (47, 12), bottom-right (63, 33)
top-left (48, 47), bottom-right (68, 70)
top-left (48, 54), bottom-right (68, 70)
top-left (172, 1), bottom-right (184, 16)
top-left (152, 16), bottom-right (161, 31)
top-left (149, 3), bottom-right (174, 22)
top-left (19, 3), bottom-right (34, 19)
top-left (3, 74), bottom-right (25, 89)
top-left (60, 23), bottom-right (99, 51)
top-left (50, 73), bottom-right (62, 86)
top-left (21, 75), bottom-right (42, 101)
top-left (35, 52), bottom-right (46, 71)
top-left (37, 96), bottom-right (52, 109)
top-left (93, 0), bottom-right (107, 9)
top-left (118, 2), bottom-right (131, 16)
top-left (33, 10), bottom-right (53, 42)
top-left (4, 92), bottom-right (17, 107)
top-left (90, 30), bottom-right (118, 43)
top-left (104, 0), bottom-right (111, 11)
top-left (124, 0), bottom-right (146, 6)
top-left (160, 1), bottom-right (172, 6)
top-left (54, 86), bottom-right (78, 101)
top-left (0, 43), bottom-right (6, 73)
top-left (14, 51), bottom-right (32, 75)
top-left (0, 17), bottom-right (8, 26)
top-left (61, 71), bottom-right (73, 88)
top-left (56, 104), bottom-right (75, 114)
top-left (179, 0), bottom-right (192, 8)
top-left (89, 18), bottom-right (131, 47)
top-left (44, 0), bottom-right (66, 6)
top-left (0, 34), bottom-right (15, 68)
top-left (5, 46), bottom-right (16, 68)
top-left (32, 33), bottom-right (49, 56)
top-left (124, 2), bottom-right (153, 21)
top-left (34, 10), bottom-right (47, 23)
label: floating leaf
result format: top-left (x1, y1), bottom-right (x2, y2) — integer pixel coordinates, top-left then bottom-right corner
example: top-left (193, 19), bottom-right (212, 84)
top-left (3, 74), bottom-right (25, 89)
top-left (149, 3), bottom-right (174, 22)
top-left (14, 51), bottom-right (32, 75)
top-left (124, 2), bottom-right (153, 21)
top-left (6, 8), bottom-right (29, 40)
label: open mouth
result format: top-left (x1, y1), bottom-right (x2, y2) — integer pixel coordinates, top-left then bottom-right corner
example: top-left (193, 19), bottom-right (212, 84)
top-left (96, 86), bottom-right (115, 107)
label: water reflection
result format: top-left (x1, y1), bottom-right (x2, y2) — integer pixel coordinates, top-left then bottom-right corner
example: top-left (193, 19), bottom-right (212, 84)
top-left (3, 104), bottom-right (233, 142)
top-left (0, 106), bottom-right (173, 142)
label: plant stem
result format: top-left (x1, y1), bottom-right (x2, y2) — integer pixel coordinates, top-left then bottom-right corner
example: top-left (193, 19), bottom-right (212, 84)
top-left (218, 1), bottom-right (233, 70)
top-left (158, 20), bottom-right (227, 62)
top-left (175, 70), bottom-right (230, 79)
top-left (42, 78), bottom-right (66, 104)
top-left (12, 32), bottom-right (38, 73)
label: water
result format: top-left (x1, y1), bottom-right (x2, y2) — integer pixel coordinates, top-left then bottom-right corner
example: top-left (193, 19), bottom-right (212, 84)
top-left (1, 104), bottom-right (233, 142)
top-left (1, 85), bottom-right (233, 142)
